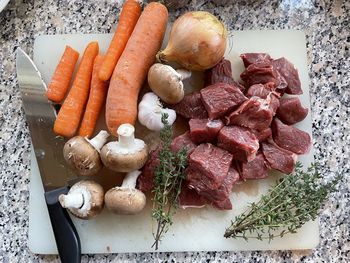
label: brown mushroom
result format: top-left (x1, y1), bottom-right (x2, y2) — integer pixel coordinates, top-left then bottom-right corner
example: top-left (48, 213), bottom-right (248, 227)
top-left (59, 180), bottom-right (104, 220)
top-left (148, 63), bottom-right (191, 104)
top-left (104, 170), bottom-right (146, 215)
top-left (63, 130), bottom-right (109, 176)
top-left (100, 124), bottom-right (148, 172)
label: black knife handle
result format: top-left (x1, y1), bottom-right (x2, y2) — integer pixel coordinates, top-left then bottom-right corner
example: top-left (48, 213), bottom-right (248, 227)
top-left (45, 186), bottom-right (81, 263)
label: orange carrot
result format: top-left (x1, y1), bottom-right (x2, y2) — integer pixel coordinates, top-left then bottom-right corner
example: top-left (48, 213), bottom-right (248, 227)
top-left (79, 55), bottom-right (108, 138)
top-left (46, 45), bottom-right (79, 103)
top-left (54, 42), bottom-right (99, 137)
top-left (106, 2), bottom-right (168, 136)
top-left (99, 0), bottom-right (142, 81)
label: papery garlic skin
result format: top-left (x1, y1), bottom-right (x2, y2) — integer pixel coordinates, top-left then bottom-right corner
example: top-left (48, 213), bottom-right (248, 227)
top-left (138, 92), bottom-right (177, 131)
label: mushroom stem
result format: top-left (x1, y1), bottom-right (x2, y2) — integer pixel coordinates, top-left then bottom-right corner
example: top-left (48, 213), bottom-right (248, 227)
top-left (121, 170), bottom-right (142, 188)
top-left (87, 130), bottom-right (109, 152)
top-left (117, 124), bottom-right (135, 148)
top-left (176, 69), bottom-right (191, 80)
top-left (59, 192), bottom-right (84, 209)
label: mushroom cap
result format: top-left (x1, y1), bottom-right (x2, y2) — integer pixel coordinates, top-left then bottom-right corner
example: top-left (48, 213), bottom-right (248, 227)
top-left (148, 63), bottom-right (185, 104)
top-left (62, 180), bottom-right (104, 220)
top-left (63, 136), bottom-right (102, 176)
top-left (104, 187), bottom-right (146, 215)
top-left (100, 141), bottom-right (148, 173)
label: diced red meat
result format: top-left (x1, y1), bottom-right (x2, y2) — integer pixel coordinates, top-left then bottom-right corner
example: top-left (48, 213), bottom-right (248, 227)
top-left (199, 166), bottom-right (239, 202)
top-left (246, 83), bottom-right (273, 98)
top-left (240, 53), bottom-right (272, 67)
top-left (137, 147), bottom-right (161, 192)
top-left (212, 198), bottom-right (232, 210)
top-left (240, 152), bottom-right (269, 180)
top-left (225, 96), bottom-right (274, 131)
top-left (251, 127), bottom-right (272, 142)
top-left (170, 131), bottom-right (197, 156)
top-left (261, 140), bottom-right (297, 174)
top-left (187, 143), bottom-right (233, 192)
top-left (276, 97), bottom-right (308, 125)
top-left (240, 62), bottom-right (288, 91)
top-left (268, 93), bottom-right (280, 115)
top-left (240, 62), bottom-right (277, 87)
top-left (272, 57), bottom-right (302, 94)
top-left (271, 118), bottom-right (311, 154)
top-left (178, 182), bottom-right (207, 209)
top-left (172, 92), bottom-right (208, 119)
top-left (205, 59), bottom-right (246, 92)
top-left (245, 84), bottom-right (280, 115)
top-left (189, 118), bottom-right (224, 144)
top-left (200, 83), bottom-right (247, 119)
top-left (217, 126), bottom-right (259, 162)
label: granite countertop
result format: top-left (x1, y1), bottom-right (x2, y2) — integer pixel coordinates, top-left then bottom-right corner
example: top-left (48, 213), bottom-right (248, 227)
top-left (0, 0), bottom-right (349, 262)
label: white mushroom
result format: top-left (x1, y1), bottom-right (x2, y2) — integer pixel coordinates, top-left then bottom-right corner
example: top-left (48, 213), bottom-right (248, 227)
top-left (63, 130), bottom-right (109, 176)
top-left (104, 170), bottom-right (146, 215)
top-left (59, 180), bottom-right (104, 220)
top-left (138, 92), bottom-right (177, 131)
top-left (100, 124), bottom-right (148, 172)
top-left (148, 63), bottom-right (191, 104)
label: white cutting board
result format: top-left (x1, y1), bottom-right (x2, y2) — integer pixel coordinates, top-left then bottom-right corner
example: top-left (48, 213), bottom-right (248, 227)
top-left (29, 30), bottom-right (318, 254)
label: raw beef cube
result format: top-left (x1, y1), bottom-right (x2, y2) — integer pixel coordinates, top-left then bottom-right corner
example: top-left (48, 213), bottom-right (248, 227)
top-left (179, 182), bottom-right (207, 209)
top-left (170, 131), bottom-right (197, 156)
top-left (189, 118), bottom-right (224, 144)
top-left (217, 126), bottom-right (259, 162)
top-left (200, 83), bottom-right (247, 119)
top-left (212, 198), bottom-right (232, 210)
top-left (240, 62), bottom-right (277, 87)
top-left (187, 143), bottom-right (233, 192)
top-left (172, 92), bottom-right (208, 119)
top-left (276, 97), bottom-right (308, 125)
top-left (225, 96), bottom-right (274, 131)
top-left (268, 93), bottom-right (280, 115)
top-left (240, 53), bottom-right (272, 67)
top-left (205, 59), bottom-right (245, 92)
top-left (271, 118), bottom-right (311, 154)
top-left (240, 152), bottom-right (269, 180)
top-left (261, 140), bottom-right (297, 174)
top-left (251, 127), bottom-right (272, 142)
top-left (199, 167), bottom-right (239, 202)
top-left (137, 147), bottom-right (161, 192)
top-left (272, 57), bottom-right (302, 94)
top-left (246, 85), bottom-right (280, 115)
top-left (246, 83), bottom-right (273, 98)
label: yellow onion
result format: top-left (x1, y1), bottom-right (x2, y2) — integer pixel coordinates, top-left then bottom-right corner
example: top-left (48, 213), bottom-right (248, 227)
top-left (157, 11), bottom-right (227, 71)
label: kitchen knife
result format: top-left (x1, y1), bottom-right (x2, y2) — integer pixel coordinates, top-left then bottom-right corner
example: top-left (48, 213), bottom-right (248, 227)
top-left (16, 48), bottom-right (81, 263)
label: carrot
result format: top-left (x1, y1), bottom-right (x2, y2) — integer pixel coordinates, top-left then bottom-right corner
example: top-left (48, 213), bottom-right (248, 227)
top-left (46, 45), bottom-right (79, 103)
top-left (79, 55), bottom-right (108, 138)
top-left (106, 2), bottom-right (168, 136)
top-left (98, 0), bottom-right (142, 81)
top-left (54, 42), bottom-right (99, 137)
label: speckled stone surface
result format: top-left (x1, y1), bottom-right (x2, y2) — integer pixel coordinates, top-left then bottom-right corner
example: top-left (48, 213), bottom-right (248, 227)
top-left (0, 0), bottom-right (349, 262)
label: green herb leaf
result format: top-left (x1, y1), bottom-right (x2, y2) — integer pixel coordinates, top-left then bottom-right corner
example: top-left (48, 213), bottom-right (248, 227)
top-left (151, 113), bottom-right (187, 250)
top-left (224, 163), bottom-right (341, 240)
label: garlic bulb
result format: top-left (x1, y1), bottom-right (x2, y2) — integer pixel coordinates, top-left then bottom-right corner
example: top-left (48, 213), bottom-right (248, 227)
top-left (138, 92), bottom-right (177, 131)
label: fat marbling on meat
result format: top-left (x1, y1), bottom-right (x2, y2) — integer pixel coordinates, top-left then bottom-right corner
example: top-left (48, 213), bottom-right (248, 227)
top-left (189, 118), bottom-right (224, 144)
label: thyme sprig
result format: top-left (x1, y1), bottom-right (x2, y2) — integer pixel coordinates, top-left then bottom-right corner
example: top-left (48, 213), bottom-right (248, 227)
top-left (151, 113), bottom-right (188, 250)
top-left (224, 162), bottom-right (341, 241)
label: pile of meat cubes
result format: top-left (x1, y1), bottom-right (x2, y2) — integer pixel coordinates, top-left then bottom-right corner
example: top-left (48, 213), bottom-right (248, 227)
top-left (138, 53), bottom-right (311, 211)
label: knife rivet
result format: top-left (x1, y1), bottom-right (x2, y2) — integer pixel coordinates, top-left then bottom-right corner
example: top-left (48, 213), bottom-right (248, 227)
top-left (35, 149), bottom-right (45, 159)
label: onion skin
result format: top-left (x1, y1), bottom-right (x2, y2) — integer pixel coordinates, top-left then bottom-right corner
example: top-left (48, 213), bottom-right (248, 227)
top-left (157, 11), bottom-right (227, 71)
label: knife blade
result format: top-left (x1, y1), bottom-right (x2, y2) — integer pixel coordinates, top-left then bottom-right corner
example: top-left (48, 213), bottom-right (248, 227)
top-left (16, 47), bottom-right (81, 263)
